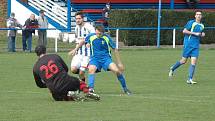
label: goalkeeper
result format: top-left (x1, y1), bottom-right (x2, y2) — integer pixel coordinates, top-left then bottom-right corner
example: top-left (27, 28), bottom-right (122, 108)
top-left (33, 45), bottom-right (100, 101)
top-left (85, 25), bottom-right (132, 95)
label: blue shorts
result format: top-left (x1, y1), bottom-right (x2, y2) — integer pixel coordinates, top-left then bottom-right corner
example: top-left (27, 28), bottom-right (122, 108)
top-left (182, 47), bottom-right (199, 58)
top-left (89, 57), bottom-right (112, 71)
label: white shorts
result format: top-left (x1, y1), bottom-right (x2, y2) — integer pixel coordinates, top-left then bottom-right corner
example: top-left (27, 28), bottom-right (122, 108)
top-left (71, 55), bottom-right (89, 71)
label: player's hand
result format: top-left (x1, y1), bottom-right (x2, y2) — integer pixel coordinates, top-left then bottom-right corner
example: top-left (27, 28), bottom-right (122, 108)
top-left (86, 43), bottom-right (90, 48)
top-left (194, 32), bottom-right (201, 36)
top-left (201, 32), bottom-right (205, 37)
top-left (68, 49), bottom-right (76, 56)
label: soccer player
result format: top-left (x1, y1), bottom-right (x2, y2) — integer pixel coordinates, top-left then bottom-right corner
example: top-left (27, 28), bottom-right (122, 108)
top-left (33, 45), bottom-right (100, 101)
top-left (68, 11), bottom-right (95, 82)
top-left (168, 11), bottom-right (205, 84)
top-left (85, 25), bottom-right (132, 95)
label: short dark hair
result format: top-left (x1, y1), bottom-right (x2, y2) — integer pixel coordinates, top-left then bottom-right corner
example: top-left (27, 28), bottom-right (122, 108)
top-left (39, 10), bottom-right (45, 14)
top-left (35, 45), bottom-right (46, 56)
top-left (95, 25), bottom-right (105, 33)
top-left (75, 11), bottom-right (84, 18)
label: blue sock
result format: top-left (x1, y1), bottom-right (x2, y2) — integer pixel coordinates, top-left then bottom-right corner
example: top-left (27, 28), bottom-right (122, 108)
top-left (188, 64), bottom-right (196, 80)
top-left (88, 74), bottom-right (95, 88)
top-left (117, 74), bottom-right (127, 89)
top-left (171, 61), bottom-right (182, 71)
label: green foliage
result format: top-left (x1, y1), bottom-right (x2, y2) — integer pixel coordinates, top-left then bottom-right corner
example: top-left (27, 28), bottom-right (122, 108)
top-left (109, 9), bottom-right (215, 46)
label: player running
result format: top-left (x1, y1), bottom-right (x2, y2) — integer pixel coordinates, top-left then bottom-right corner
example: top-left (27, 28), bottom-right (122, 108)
top-left (168, 11), bottom-right (205, 84)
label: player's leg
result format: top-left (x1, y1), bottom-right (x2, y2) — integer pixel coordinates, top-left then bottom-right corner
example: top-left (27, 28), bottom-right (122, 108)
top-left (107, 62), bottom-right (131, 95)
top-left (169, 47), bottom-right (189, 77)
top-left (64, 75), bottom-right (100, 101)
top-left (88, 64), bottom-right (97, 92)
top-left (172, 57), bottom-right (187, 71)
top-left (70, 55), bottom-right (81, 74)
top-left (87, 58), bottom-right (101, 92)
top-left (51, 92), bottom-right (65, 101)
top-left (187, 48), bottom-right (199, 84)
top-left (79, 56), bottom-right (90, 82)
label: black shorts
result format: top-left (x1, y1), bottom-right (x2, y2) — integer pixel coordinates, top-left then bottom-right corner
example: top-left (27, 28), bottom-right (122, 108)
top-left (51, 76), bottom-right (80, 101)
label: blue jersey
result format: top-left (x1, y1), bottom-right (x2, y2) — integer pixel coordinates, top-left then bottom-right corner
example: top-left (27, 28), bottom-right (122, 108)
top-left (85, 33), bottom-right (116, 60)
top-left (183, 20), bottom-right (204, 48)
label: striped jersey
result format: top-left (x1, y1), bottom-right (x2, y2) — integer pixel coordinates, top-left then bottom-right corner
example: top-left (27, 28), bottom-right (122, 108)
top-left (75, 23), bottom-right (95, 56)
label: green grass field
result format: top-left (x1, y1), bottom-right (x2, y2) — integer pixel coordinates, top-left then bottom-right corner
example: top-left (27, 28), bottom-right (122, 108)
top-left (0, 49), bottom-right (215, 121)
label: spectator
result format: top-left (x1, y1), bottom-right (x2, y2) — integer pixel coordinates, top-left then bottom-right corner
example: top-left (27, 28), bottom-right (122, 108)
top-left (22, 14), bottom-right (38, 52)
top-left (102, 3), bottom-right (111, 32)
top-left (6, 12), bottom-right (22, 52)
top-left (185, 0), bottom-right (200, 9)
top-left (102, 3), bottom-right (111, 19)
top-left (38, 10), bottom-right (48, 47)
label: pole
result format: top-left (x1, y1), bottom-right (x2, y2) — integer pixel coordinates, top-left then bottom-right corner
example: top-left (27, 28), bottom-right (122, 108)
top-left (173, 28), bottom-right (176, 48)
top-left (8, 0), bottom-right (11, 17)
top-left (116, 29), bottom-right (119, 49)
top-left (170, 0), bottom-right (174, 10)
top-left (157, 0), bottom-right (162, 48)
top-left (55, 30), bottom-right (58, 52)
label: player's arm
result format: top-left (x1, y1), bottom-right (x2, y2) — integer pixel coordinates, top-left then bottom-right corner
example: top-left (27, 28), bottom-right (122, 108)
top-left (183, 28), bottom-right (201, 36)
top-left (68, 38), bottom-right (85, 56)
top-left (33, 69), bottom-right (47, 88)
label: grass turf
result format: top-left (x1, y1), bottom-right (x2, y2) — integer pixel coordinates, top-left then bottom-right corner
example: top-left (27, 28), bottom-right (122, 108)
top-left (0, 49), bottom-right (215, 121)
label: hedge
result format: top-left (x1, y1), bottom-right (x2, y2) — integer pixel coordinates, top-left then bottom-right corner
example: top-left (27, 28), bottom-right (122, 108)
top-left (109, 9), bottom-right (215, 46)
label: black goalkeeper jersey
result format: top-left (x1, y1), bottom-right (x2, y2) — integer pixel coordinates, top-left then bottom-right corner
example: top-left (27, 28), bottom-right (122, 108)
top-left (33, 54), bottom-right (70, 93)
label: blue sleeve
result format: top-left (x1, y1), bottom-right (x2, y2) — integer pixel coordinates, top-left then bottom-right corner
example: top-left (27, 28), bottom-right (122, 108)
top-left (184, 20), bottom-right (193, 31)
top-left (106, 34), bottom-right (116, 49)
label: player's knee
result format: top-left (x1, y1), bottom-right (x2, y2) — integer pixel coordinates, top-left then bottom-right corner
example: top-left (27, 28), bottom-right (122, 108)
top-left (71, 68), bottom-right (79, 74)
top-left (88, 68), bottom-right (96, 74)
top-left (113, 68), bottom-right (121, 75)
top-left (180, 60), bottom-right (187, 64)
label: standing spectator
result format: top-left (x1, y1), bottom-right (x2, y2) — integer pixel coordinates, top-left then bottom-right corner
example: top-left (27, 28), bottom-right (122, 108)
top-left (169, 11), bottom-right (205, 84)
top-left (102, 3), bottom-right (110, 19)
top-left (38, 10), bottom-right (48, 47)
top-left (7, 12), bottom-right (22, 52)
top-left (185, 0), bottom-right (200, 9)
top-left (22, 14), bottom-right (38, 52)
top-left (102, 3), bottom-right (111, 33)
